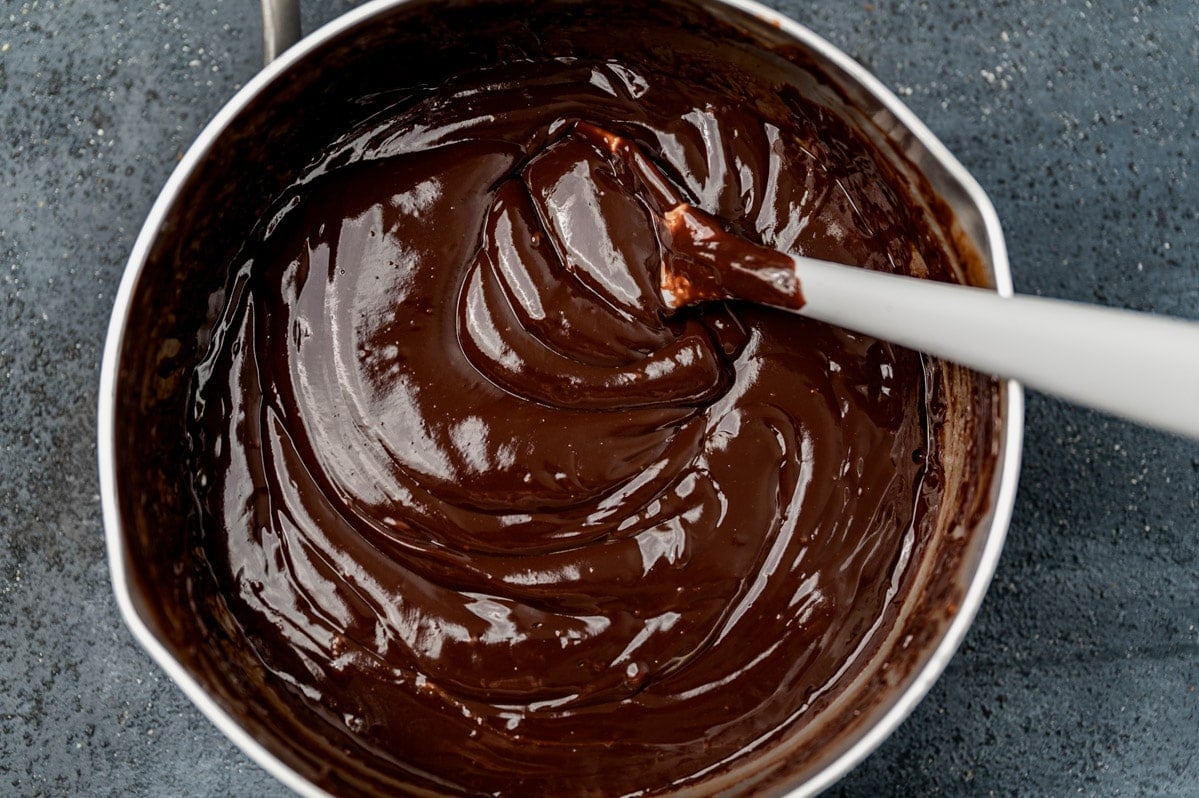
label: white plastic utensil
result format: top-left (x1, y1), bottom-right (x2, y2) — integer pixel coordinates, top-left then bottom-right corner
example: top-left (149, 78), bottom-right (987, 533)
top-left (763, 256), bottom-right (1199, 440)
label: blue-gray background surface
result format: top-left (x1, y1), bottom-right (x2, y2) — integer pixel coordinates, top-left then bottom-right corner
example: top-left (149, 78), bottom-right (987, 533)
top-left (1, 1), bottom-right (1196, 795)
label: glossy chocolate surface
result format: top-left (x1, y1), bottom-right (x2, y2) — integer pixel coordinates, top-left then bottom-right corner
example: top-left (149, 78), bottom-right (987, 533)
top-left (182, 7), bottom-right (970, 795)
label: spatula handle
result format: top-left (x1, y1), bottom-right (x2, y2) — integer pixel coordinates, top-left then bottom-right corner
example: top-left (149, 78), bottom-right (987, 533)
top-left (794, 255), bottom-right (1199, 440)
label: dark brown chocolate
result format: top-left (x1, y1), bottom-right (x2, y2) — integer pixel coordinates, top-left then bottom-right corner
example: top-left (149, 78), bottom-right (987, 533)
top-left (185, 16), bottom-right (963, 796)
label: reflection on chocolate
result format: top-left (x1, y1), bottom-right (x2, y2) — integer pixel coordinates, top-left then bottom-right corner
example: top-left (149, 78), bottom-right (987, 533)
top-left (187, 20), bottom-right (963, 796)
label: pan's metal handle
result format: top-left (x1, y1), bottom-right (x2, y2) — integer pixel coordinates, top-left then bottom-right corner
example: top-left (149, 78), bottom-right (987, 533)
top-left (260, 0), bottom-right (302, 64)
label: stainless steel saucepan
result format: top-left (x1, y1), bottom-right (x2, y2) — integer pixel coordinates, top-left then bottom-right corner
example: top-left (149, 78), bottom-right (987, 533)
top-left (98, 1), bottom-right (1024, 794)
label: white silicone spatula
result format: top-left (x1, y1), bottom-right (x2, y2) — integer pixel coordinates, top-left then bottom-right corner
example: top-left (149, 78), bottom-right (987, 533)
top-left (668, 251), bottom-right (1199, 440)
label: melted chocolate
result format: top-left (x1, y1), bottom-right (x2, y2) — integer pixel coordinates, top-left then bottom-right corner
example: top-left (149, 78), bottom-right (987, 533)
top-left (187, 21), bottom-right (962, 796)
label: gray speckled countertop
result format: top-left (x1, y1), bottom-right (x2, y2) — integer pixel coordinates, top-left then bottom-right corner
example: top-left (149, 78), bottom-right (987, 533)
top-left (1, 1), bottom-right (1196, 795)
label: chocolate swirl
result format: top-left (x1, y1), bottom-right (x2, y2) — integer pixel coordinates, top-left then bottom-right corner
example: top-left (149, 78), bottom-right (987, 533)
top-left (189, 54), bottom-right (947, 795)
